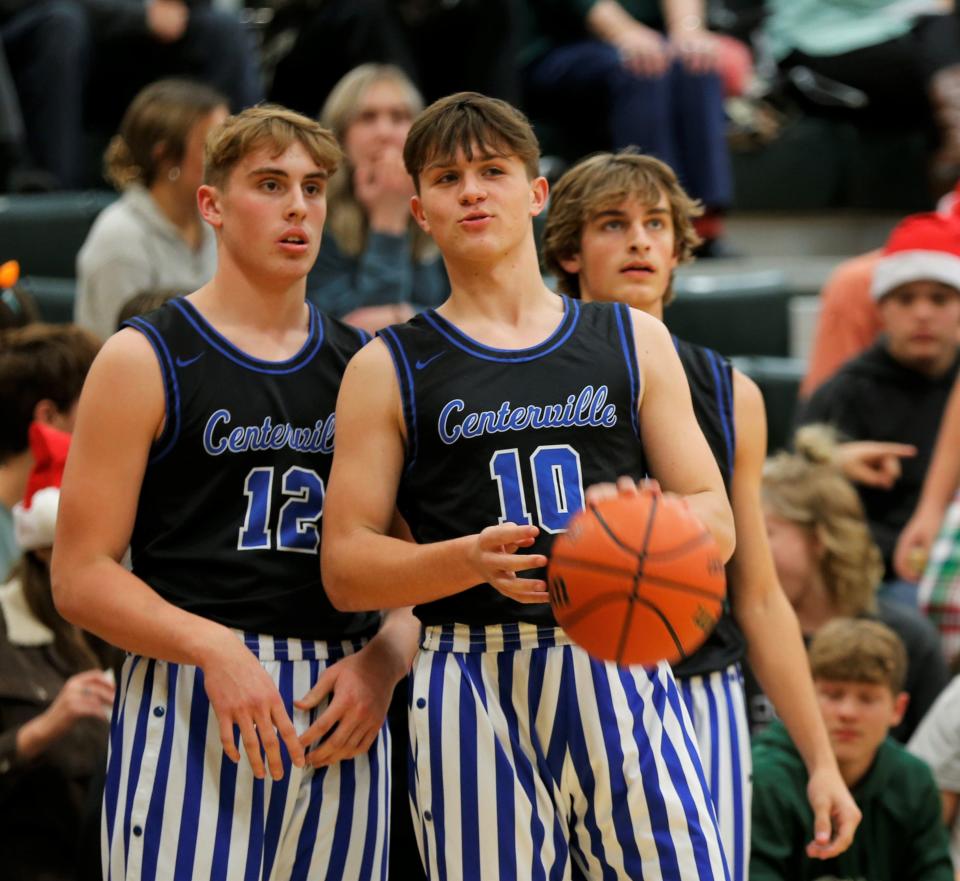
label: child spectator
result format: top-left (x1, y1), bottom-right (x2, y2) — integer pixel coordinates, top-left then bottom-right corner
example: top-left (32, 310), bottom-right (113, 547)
top-left (751, 618), bottom-right (952, 881)
top-left (75, 79), bottom-right (227, 340)
top-left (0, 324), bottom-right (100, 581)
top-left (762, 425), bottom-right (948, 740)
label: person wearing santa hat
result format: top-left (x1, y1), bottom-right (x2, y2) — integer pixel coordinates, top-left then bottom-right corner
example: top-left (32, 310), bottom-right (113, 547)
top-left (799, 211), bottom-right (960, 611)
top-left (0, 421), bottom-right (116, 881)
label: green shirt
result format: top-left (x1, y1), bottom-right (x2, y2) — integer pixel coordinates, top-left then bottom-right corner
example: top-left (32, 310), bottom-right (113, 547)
top-left (750, 721), bottom-right (952, 881)
top-left (763, 0), bottom-right (923, 62)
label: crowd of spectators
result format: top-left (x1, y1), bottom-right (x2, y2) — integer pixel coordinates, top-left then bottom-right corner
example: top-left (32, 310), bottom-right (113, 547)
top-left (6, 2), bottom-right (960, 880)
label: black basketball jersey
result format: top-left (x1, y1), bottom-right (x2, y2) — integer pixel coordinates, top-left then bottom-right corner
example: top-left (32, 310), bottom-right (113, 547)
top-left (671, 336), bottom-right (747, 677)
top-left (378, 297), bottom-right (648, 627)
top-left (124, 298), bottom-right (380, 641)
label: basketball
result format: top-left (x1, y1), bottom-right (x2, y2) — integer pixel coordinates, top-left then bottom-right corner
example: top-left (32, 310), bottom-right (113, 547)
top-left (548, 490), bottom-right (726, 666)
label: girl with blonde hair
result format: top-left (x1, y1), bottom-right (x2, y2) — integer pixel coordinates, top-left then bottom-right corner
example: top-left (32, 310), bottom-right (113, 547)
top-left (306, 65), bottom-right (448, 329)
top-left (762, 424), bottom-right (948, 740)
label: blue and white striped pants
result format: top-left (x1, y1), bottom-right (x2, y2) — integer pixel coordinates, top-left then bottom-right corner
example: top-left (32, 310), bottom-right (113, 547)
top-left (678, 667), bottom-right (752, 881)
top-left (408, 623), bottom-right (729, 881)
top-left (102, 632), bottom-right (390, 881)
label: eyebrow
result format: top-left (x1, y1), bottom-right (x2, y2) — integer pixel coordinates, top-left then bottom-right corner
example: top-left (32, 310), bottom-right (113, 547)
top-left (591, 206), bottom-right (670, 221)
top-left (247, 167), bottom-right (329, 180)
top-left (423, 151), bottom-right (509, 174)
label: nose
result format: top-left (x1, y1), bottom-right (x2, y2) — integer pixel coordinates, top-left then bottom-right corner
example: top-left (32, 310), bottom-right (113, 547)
top-left (627, 221), bottom-right (651, 252)
top-left (458, 170), bottom-right (487, 205)
top-left (284, 185), bottom-right (308, 220)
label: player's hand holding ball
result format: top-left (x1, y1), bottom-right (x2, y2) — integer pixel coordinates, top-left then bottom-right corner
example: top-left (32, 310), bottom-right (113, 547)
top-left (549, 478), bottom-right (726, 666)
top-left (469, 522), bottom-right (549, 604)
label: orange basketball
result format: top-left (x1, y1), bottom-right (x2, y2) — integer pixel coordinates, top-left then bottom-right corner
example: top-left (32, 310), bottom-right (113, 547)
top-left (548, 490), bottom-right (726, 666)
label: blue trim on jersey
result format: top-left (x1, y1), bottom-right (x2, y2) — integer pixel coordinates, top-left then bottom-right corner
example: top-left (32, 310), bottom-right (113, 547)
top-left (421, 297), bottom-right (581, 363)
top-left (719, 355), bottom-right (736, 469)
top-left (126, 316), bottom-right (182, 464)
top-left (706, 349), bottom-right (735, 475)
top-left (355, 327), bottom-right (372, 346)
top-left (378, 326), bottom-right (420, 471)
top-left (170, 298), bottom-right (325, 375)
top-left (614, 303), bottom-right (641, 439)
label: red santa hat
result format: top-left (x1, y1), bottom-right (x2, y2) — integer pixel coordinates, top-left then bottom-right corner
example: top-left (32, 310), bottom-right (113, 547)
top-left (871, 212), bottom-right (960, 300)
top-left (13, 422), bottom-right (71, 551)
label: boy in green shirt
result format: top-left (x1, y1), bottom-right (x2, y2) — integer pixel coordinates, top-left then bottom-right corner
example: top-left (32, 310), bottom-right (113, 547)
top-left (751, 618), bottom-right (952, 881)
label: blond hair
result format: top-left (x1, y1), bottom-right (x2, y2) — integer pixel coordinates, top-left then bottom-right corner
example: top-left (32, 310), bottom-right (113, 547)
top-left (320, 65), bottom-right (434, 261)
top-left (809, 618), bottom-right (907, 693)
top-left (542, 151), bottom-right (703, 301)
top-left (104, 79), bottom-right (227, 190)
top-left (762, 424), bottom-right (884, 616)
top-left (203, 104), bottom-right (342, 190)
top-left (403, 92), bottom-right (541, 190)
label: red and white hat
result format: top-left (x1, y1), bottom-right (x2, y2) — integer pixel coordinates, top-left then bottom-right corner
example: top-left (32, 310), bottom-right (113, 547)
top-left (871, 212), bottom-right (960, 300)
top-left (13, 422), bottom-right (71, 551)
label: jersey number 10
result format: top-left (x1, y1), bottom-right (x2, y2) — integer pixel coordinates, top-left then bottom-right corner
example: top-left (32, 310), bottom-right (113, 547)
top-left (490, 444), bottom-right (585, 534)
top-left (238, 466), bottom-right (324, 553)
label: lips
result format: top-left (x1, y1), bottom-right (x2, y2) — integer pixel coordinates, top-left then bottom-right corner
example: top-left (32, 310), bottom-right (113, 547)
top-left (459, 212), bottom-right (492, 224)
top-left (278, 228), bottom-right (309, 246)
top-left (620, 262), bottom-right (654, 274)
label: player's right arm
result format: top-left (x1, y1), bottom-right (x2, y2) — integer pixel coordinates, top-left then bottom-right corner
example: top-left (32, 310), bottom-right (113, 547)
top-left (51, 329), bottom-right (304, 780)
top-left (322, 339), bottom-right (548, 611)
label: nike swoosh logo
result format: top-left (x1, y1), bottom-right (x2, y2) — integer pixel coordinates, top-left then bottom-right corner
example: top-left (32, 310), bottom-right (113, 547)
top-left (175, 352), bottom-right (204, 368)
top-left (415, 352), bottom-right (445, 370)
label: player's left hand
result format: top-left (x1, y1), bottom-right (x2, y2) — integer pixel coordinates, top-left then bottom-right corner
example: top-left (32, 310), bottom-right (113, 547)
top-left (805, 765), bottom-right (861, 859)
top-left (295, 640), bottom-right (400, 767)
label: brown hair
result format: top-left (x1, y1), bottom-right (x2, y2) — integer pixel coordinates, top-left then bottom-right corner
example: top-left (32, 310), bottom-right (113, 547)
top-left (0, 286), bottom-right (41, 330)
top-left (116, 288), bottom-right (183, 330)
top-left (104, 79), bottom-right (227, 190)
top-left (808, 618), bottom-right (907, 693)
top-left (204, 104), bottom-right (342, 190)
top-left (0, 324), bottom-right (101, 461)
top-left (762, 424), bottom-right (884, 616)
top-left (403, 92), bottom-right (540, 190)
top-left (542, 151), bottom-right (703, 301)
top-left (320, 65), bottom-right (434, 261)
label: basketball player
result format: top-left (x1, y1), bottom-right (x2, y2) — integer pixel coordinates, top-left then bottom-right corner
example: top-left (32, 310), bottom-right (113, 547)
top-left (50, 106), bottom-right (419, 880)
top-left (323, 92), bottom-right (735, 880)
top-left (541, 151), bottom-right (862, 880)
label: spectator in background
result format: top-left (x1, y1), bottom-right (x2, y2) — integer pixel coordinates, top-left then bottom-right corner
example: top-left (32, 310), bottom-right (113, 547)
top-left (750, 618), bottom-right (952, 881)
top-left (520, 0), bottom-right (734, 254)
top-left (909, 673), bottom-right (960, 876)
top-left (762, 425), bottom-right (948, 742)
top-left (764, 0), bottom-right (960, 187)
top-left (798, 212), bottom-right (960, 601)
top-left (0, 325), bottom-right (100, 582)
top-left (75, 79), bottom-right (227, 340)
top-left (0, 422), bottom-right (116, 881)
top-left (307, 64), bottom-right (448, 330)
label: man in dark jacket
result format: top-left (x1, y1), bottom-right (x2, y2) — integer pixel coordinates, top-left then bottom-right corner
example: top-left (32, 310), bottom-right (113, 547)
top-left (799, 211), bottom-right (960, 598)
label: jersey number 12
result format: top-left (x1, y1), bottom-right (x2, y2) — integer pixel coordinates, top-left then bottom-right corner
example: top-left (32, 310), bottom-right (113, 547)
top-left (238, 466), bottom-right (324, 554)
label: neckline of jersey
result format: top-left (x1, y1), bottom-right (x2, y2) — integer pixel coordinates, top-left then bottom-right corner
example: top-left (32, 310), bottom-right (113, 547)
top-left (172, 298), bottom-right (324, 373)
top-left (422, 295), bottom-right (580, 362)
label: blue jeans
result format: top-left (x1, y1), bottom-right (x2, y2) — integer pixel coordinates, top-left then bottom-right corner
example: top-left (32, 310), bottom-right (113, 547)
top-left (525, 40), bottom-right (733, 208)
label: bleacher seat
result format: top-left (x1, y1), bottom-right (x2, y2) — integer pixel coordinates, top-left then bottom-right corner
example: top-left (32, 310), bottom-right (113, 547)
top-left (0, 191), bottom-right (116, 279)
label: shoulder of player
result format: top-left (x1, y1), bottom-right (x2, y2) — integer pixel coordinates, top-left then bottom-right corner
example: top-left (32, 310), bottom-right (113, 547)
top-left (732, 369), bottom-right (765, 433)
top-left (626, 306), bottom-right (674, 358)
top-left (340, 336), bottom-right (398, 392)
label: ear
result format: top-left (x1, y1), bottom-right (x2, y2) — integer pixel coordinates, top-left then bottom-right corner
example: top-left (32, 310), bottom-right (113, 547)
top-left (410, 194), bottom-right (431, 235)
top-left (891, 691), bottom-right (909, 727)
top-left (530, 175), bottom-right (549, 218)
top-left (197, 184), bottom-right (223, 230)
top-left (558, 254), bottom-right (583, 276)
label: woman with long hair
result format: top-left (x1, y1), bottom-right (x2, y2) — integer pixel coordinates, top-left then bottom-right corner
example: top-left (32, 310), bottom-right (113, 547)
top-left (307, 64), bottom-right (448, 330)
top-left (762, 424), bottom-right (948, 740)
top-left (75, 79), bottom-right (228, 340)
